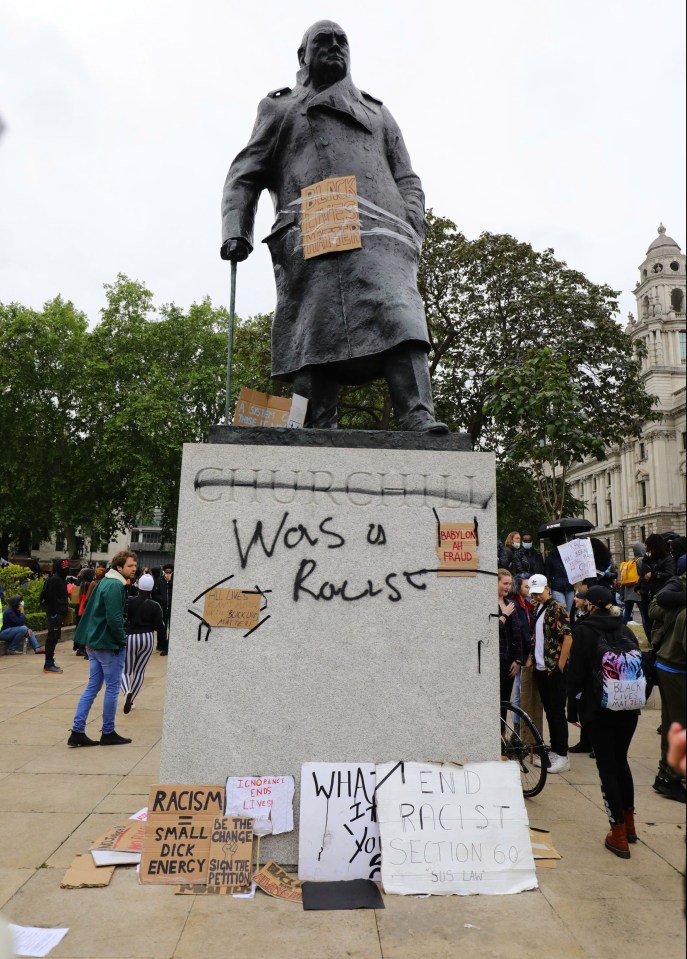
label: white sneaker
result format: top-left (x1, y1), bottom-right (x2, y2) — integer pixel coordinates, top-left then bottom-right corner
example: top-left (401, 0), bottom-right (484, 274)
top-left (548, 753), bottom-right (571, 774)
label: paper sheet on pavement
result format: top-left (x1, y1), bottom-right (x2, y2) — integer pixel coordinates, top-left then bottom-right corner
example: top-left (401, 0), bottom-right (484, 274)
top-left (9, 924), bottom-right (69, 957)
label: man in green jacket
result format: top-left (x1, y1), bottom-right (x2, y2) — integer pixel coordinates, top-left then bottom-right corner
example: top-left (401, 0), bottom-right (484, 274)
top-left (67, 550), bottom-right (138, 747)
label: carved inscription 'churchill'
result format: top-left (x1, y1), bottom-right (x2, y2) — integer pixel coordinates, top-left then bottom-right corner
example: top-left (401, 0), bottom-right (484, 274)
top-left (194, 468), bottom-right (488, 510)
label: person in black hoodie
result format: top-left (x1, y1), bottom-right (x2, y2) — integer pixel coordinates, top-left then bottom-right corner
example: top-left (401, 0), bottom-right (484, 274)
top-left (639, 534), bottom-right (676, 640)
top-left (152, 565), bottom-right (173, 655)
top-left (120, 574), bottom-right (165, 714)
top-left (497, 569), bottom-right (524, 719)
top-left (40, 558), bottom-right (70, 674)
top-left (650, 572), bottom-right (686, 803)
top-left (568, 586), bottom-right (643, 859)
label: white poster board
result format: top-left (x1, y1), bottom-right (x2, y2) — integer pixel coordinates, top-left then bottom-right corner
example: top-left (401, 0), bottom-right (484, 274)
top-left (225, 776), bottom-right (294, 835)
top-left (375, 761), bottom-right (537, 896)
top-left (557, 538), bottom-right (596, 584)
top-left (298, 762), bottom-right (380, 881)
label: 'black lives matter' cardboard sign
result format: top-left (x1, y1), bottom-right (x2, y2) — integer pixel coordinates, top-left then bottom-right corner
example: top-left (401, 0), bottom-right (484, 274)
top-left (140, 784), bottom-right (224, 884)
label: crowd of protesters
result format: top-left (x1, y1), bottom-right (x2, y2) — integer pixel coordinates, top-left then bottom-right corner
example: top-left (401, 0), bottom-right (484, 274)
top-left (497, 528), bottom-right (685, 860)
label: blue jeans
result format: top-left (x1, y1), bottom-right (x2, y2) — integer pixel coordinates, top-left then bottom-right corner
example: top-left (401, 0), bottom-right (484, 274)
top-left (0, 625), bottom-right (38, 651)
top-left (72, 648), bottom-right (126, 735)
top-left (552, 590), bottom-right (574, 615)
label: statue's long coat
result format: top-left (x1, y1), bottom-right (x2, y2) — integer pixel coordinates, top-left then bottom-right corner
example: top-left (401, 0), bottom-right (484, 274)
top-left (221, 77), bottom-right (431, 382)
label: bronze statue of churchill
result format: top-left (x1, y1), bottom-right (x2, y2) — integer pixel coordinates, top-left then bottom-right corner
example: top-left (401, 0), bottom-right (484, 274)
top-left (221, 20), bottom-right (447, 433)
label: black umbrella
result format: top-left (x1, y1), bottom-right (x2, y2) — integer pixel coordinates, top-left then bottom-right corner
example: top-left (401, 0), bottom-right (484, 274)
top-left (537, 517), bottom-right (595, 540)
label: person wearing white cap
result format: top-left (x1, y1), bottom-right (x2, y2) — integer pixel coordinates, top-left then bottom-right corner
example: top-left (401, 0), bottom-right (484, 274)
top-left (526, 574), bottom-right (572, 773)
top-left (120, 573), bottom-right (165, 715)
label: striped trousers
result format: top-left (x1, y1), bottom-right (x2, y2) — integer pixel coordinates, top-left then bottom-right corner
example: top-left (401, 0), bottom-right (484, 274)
top-left (120, 632), bottom-right (155, 706)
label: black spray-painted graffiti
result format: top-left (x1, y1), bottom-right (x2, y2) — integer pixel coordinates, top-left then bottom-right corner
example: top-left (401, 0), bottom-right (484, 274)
top-left (312, 766), bottom-right (380, 881)
top-left (230, 509), bottom-right (459, 604)
top-left (187, 574), bottom-right (271, 642)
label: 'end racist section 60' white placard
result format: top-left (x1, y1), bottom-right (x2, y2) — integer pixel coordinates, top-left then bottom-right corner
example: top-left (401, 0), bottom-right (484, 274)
top-left (375, 761), bottom-right (537, 896)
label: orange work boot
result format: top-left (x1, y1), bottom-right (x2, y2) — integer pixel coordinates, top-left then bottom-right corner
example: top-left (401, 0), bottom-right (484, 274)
top-left (623, 809), bottom-right (637, 844)
top-left (605, 823), bottom-right (630, 859)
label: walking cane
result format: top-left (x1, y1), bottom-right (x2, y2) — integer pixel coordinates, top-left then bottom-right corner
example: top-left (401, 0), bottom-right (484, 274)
top-left (224, 259), bottom-right (238, 424)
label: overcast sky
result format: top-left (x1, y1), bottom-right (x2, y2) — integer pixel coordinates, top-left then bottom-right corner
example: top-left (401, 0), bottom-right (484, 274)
top-left (1, 0), bottom-right (685, 329)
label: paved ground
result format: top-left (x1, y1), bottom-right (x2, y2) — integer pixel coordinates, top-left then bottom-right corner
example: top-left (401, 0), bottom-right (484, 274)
top-left (0, 645), bottom-right (684, 959)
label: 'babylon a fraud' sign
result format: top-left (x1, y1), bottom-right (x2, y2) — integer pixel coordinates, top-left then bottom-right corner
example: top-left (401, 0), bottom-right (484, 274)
top-left (375, 762), bottom-right (537, 896)
top-left (436, 521), bottom-right (480, 576)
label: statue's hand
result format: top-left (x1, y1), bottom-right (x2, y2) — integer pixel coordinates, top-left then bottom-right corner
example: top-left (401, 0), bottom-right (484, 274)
top-left (220, 238), bottom-right (251, 262)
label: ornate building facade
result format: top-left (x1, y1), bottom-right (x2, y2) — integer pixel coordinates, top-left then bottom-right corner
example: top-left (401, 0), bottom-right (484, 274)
top-left (567, 224), bottom-right (686, 560)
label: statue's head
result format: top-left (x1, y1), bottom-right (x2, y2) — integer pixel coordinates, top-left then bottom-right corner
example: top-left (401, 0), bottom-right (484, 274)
top-left (297, 20), bottom-right (350, 88)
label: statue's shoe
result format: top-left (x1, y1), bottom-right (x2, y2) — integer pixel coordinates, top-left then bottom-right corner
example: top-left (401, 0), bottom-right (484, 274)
top-left (409, 419), bottom-right (449, 435)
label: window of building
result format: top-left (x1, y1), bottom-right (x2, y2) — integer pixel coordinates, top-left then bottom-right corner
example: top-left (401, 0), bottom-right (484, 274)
top-left (639, 442), bottom-right (646, 460)
top-left (683, 431), bottom-right (687, 451)
top-left (680, 331), bottom-right (686, 365)
top-left (593, 503), bottom-right (598, 526)
top-left (142, 531), bottom-right (160, 545)
top-left (31, 539), bottom-right (40, 551)
top-left (607, 499), bottom-right (613, 523)
top-left (55, 531), bottom-right (65, 552)
top-left (640, 525), bottom-right (646, 543)
top-left (639, 481), bottom-right (647, 508)
top-left (130, 530), bottom-right (140, 544)
top-left (671, 288), bottom-right (685, 312)
top-left (670, 261), bottom-right (680, 271)
top-left (592, 476), bottom-right (597, 491)
top-left (606, 537), bottom-right (611, 550)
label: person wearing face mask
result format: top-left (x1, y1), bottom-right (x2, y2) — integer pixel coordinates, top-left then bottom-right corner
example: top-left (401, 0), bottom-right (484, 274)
top-left (511, 532), bottom-right (544, 577)
top-left (497, 570), bottom-right (525, 719)
top-left (501, 532), bottom-right (522, 572)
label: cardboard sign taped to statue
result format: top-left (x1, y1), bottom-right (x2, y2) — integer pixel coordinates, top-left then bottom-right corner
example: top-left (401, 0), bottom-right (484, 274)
top-left (436, 521), bottom-right (480, 577)
top-left (301, 176), bottom-right (362, 259)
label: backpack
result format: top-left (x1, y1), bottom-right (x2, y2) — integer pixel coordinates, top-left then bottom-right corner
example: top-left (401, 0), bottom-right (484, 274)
top-left (618, 559), bottom-right (639, 586)
top-left (593, 627), bottom-right (646, 711)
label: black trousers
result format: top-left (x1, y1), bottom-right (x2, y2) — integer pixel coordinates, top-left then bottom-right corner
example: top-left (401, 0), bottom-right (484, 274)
top-left (535, 668), bottom-right (568, 756)
top-left (500, 660), bottom-right (514, 721)
top-left (587, 711), bottom-right (638, 824)
top-left (292, 344), bottom-right (437, 430)
top-left (45, 613), bottom-right (64, 665)
top-left (657, 668), bottom-right (686, 781)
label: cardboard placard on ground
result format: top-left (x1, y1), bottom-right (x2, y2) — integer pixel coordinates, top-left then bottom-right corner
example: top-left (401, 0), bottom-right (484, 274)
top-left (234, 388), bottom-right (291, 428)
top-left (375, 761), bottom-right (537, 896)
top-left (436, 522), bottom-right (480, 577)
top-left (206, 816), bottom-right (254, 891)
top-left (90, 823), bottom-right (144, 865)
top-left (203, 589), bottom-right (261, 629)
top-left (61, 855), bottom-right (115, 889)
top-left (253, 860), bottom-right (303, 903)
top-left (301, 175), bottom-right (362, 260)
top-left (175, 883), bottom-right (233, 895)
top-left (529, 828), bottom-right (562, 860)
top-left (225, 776), bottom-right (295, 835)
top-left (140, 784), bottom-right (224, 885)
top-left (92, 822), bottom-right (146, 853)
top-left (298, 762), bottom-right (380, 882)
top-left (557, 538), bottom-right (596, 584)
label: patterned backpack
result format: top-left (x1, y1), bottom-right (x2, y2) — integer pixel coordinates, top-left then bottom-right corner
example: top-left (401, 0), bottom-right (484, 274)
top-left (593, 626), bottom-right (646, 711)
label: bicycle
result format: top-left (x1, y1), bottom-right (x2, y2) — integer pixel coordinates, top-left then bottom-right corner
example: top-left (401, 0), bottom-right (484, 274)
top-left (500, 701), bottom-right (549, 798)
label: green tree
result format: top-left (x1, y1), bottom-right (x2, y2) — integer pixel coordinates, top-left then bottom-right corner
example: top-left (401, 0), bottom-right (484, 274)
top-left (486, 347), bottom-right (656, 519)
top-left (0, 297), bottom-right (88, 557)
top-left (82, 275), bottom-right (232, 541)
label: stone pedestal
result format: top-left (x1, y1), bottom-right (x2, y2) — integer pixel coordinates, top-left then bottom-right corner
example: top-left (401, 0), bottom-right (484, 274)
top-left (160, 428), bottom-right (499, 864)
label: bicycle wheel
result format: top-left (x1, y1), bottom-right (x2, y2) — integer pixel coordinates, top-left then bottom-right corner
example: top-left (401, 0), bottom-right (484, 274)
top-left (500, 701), bottom-right (548, 798)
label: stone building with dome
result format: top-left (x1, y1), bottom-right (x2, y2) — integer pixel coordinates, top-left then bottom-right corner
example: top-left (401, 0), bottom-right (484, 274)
top-left (566, 224), bottom-right (686, 560)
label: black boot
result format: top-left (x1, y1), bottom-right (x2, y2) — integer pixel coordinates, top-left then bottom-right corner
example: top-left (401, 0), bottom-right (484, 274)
top-left (100, 730), bottom-right (132, 746)
top-left (68, 729), bottom-right (99, 747)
